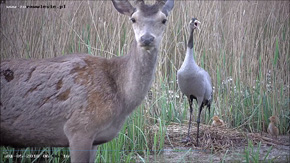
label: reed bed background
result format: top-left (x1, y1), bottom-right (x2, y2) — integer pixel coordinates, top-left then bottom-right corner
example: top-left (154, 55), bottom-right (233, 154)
top-left (1, 0), bottom-right (289, 162)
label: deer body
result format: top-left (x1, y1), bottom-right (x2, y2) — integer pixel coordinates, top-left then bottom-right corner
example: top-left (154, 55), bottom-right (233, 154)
top-left (0, 0), bottom-right (174, 162)
top-left (1, 52), bottom-right (151, 147)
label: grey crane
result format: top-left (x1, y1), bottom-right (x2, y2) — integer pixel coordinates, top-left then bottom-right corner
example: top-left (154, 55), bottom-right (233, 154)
top-left (177, 18), bottom-right (213, 146)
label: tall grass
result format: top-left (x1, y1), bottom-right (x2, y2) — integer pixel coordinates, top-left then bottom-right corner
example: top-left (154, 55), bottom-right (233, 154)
top-left (244, 140), bottom-right (273, 163)
top-left (1, 0), bottom-right (289, 162)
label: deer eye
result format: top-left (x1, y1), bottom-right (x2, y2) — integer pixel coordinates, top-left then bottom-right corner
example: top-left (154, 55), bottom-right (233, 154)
top-left (162, 19), bottom-right (167, 24)
top-left (130, 18), bottom-right (136, 23)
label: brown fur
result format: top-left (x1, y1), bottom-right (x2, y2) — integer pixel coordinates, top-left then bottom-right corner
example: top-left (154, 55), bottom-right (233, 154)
top-left (211, 116), bottom-right (225, 127)
top-left (267, 116), bottom-right (279, 138)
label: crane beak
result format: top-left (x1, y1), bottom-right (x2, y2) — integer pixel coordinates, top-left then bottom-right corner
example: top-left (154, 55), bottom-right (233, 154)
top-left (195, 20), bottom-right (201, 31)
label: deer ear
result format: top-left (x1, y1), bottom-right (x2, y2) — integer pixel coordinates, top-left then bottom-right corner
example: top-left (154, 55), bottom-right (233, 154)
top-left (112, 0), bottom-right (136, 16)
top-left (161, 0), bottom-right (174, 16)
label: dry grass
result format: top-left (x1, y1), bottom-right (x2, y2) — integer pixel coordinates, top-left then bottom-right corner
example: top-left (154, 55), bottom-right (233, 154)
top-left (149, 122), bottom-right (290, 152)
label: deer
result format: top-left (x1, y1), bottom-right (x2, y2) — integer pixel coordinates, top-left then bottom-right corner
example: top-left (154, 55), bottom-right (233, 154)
top-left (0, 0), bottom-right (174, 162)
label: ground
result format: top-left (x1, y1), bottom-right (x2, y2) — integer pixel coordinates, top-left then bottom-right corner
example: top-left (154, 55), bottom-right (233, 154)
top-left (147, 123), bottom-right (290, 162)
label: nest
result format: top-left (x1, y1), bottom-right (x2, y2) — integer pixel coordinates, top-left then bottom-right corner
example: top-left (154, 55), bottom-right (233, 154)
top-left (148, 122), bottom-right (290, 152)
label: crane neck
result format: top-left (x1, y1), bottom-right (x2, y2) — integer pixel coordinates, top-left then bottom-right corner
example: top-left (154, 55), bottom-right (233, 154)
top-left (180, 27), bottom-right (199, 71)
top-left (180, 28), bottom-right (199, 71)
top-left (184, 28), bottom-right (198, 68)
top-left (187, 28), bottom-right (195, 49)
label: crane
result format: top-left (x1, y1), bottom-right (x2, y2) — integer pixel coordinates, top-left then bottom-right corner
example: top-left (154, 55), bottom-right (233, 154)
top-left (177, 18), bottom-right (213, 146)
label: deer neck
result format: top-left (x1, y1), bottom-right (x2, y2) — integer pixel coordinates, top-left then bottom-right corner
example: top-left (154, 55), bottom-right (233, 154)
top-left (120, 40), bottom-right (158, 113)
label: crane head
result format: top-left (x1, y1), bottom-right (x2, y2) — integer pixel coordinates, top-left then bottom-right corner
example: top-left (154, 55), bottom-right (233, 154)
top-left (269, 116), bottom-right (280, 124)
top-left (212, 115), bottom-right (220, 121)
top-left (189, 18), bottom-right (201, 31)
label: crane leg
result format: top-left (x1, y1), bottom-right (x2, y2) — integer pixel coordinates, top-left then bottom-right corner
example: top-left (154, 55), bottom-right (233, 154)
top-left (196, 105), bottom-right (203, 146)
top-left (187, 102), bottom-right (193, 137)
top-left (208, 105), bottom-right (211, 117)
top-left (207, 105), bottom-right (211, 123)
top-left (182, 98), bottom-right (193, 143)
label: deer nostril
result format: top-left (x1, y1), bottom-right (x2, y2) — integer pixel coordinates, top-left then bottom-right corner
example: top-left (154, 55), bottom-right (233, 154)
top-left (141, 35), bottom-right (154, 46)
